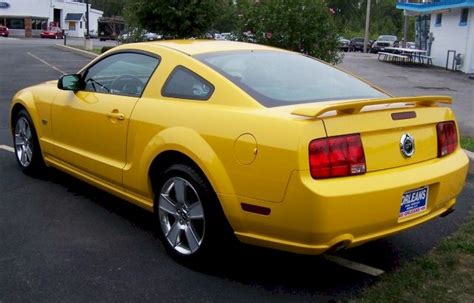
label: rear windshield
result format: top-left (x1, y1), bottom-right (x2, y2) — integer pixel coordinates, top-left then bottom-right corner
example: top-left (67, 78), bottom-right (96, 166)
top-left (196, 51), bottom-right (387, 107)
top-left (378, 35), bottom-right (397, 41)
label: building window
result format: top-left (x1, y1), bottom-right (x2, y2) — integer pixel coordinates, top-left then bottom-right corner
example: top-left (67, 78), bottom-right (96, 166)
top-left (69, 22), bottom-right (76, 31)
top-left (6, 18), bottom-right (25, 29)
top-left (435, 13), bottom-right (442, 27)
top-left (31, 18), bottom-right (48, 30)
top-left (80, 21), bottom-right (82, 29)
top-left (460, 8), bottom-right (469, 26)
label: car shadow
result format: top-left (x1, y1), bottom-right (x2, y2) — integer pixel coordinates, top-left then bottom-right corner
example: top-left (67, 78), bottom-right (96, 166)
top-left (41, 167), bottom-right (382, 299)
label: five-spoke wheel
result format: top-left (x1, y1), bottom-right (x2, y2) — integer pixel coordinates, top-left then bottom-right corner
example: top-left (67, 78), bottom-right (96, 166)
top-left (14, 116), bottom-right (34, 168)
top-left (155, 163), bottom-right (234, 263)
top-left (158, 177), bottom-right (205, 255)
top-left (13, 109), bottom-right (44, 174)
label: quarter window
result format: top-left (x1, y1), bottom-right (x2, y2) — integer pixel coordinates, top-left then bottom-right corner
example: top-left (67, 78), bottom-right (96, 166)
top-left (83, 52), bottom-right (160, 97)
top-left (162, 66), bottom-right (214, 100)
top-left (460, 8), bottom-right (469, 26)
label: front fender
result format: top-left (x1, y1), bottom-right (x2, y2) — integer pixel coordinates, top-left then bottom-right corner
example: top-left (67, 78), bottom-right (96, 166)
top-left (10, 90), bottom-right (39, 134)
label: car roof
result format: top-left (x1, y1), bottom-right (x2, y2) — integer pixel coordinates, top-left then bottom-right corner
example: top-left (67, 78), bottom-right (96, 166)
top-left (132, 39), bottom-right (283, 56)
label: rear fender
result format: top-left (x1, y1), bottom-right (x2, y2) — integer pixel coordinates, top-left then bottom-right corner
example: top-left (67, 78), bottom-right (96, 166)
top-left (134, 127), bottom-right (241, 225)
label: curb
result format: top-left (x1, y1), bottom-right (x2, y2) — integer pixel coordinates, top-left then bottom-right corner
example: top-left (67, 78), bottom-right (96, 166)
top-left (464, 149), bottom-right (474, 175)
top-left (54, 44), bottom-right (98, 59)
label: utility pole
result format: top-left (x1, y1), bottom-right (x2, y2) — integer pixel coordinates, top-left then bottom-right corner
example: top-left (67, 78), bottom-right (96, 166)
top-left (363, 0), bottom-right (371, 53)
top-left (403, 10), bottom-right (408, 48)
top-left (84, 0), bottom-right (92, 50)
top-left (86, 0), bottom-right (90, 38)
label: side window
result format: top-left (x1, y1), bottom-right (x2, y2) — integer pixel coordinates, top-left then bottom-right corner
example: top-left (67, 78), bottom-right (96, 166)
top-left (83, 52), bottom-right (159, 97)
top-left (162, 66), bottom-right (214, 100)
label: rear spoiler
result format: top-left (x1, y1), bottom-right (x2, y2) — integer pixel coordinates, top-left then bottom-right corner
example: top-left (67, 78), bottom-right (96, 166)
top-left (291, 96), bottom-right (452, 118)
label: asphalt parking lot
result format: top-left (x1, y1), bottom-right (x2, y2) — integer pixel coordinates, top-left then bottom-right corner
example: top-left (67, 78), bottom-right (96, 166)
top-left (340, 51), bottom-right (474, 137)
top-left (1, 38), bottom-right (473, 302)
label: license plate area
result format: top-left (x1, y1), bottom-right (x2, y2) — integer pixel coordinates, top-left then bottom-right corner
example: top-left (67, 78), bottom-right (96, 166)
top-left (399, 186), bottom-right (429, 219)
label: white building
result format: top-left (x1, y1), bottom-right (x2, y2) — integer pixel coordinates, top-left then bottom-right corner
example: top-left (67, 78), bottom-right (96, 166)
top-left (397, 0), bottom-right (474, 74)
top-left (0, 0), bottom-right (103, 38)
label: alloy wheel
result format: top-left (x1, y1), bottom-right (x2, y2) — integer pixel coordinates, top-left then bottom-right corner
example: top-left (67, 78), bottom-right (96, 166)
top-left (158, 177), bottom-right (205, 255)
top-left (14, 116), bottom-right (34, 167)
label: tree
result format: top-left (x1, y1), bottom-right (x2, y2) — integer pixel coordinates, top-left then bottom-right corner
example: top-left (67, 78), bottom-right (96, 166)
top-left (237, 0), bottom-right (341, 63)
top-left (124, 0), bottom-right (226, 38)
top-left (90, 0), bottom-right (124, 17)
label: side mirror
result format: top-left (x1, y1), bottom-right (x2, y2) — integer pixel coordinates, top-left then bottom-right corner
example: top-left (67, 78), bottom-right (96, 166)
top-left (58, 74), bottom-right (82, 91)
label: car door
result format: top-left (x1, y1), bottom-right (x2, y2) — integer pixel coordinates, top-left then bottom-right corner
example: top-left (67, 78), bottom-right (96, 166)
top-left (51, 51), bottom-right (160, 186)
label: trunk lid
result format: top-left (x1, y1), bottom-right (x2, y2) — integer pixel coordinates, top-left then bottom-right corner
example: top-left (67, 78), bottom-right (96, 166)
top-left (292, 96), bottom-right (453, 172)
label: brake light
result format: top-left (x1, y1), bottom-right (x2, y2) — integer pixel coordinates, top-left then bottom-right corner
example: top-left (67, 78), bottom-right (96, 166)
top-left (437, 121), bottom-right (458, 157)
top-left (309, 134), bottom-right (366, 179)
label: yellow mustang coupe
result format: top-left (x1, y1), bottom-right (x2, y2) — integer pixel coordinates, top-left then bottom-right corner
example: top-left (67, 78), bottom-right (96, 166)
top-left (10, 40), bottom-right (468, 262)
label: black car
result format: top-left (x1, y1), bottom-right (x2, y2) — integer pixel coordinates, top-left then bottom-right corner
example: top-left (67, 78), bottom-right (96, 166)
top-left (349, 37), bottom-right (371, 52)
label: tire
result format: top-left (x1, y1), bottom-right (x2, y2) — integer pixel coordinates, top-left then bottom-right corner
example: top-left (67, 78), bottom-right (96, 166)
top-left (154, 163), bottom-right (233, 264)
top-left (12, 109), bottom-right (45, 175)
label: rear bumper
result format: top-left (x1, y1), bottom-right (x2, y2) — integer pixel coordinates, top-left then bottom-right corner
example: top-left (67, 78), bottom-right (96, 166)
top-left (234, 149), bottom-right (469, 255)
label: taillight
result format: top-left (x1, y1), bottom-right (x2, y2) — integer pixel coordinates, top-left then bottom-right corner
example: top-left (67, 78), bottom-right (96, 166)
top-left (309, 134), bottom-right (366, 179)
top-left (437, 121), bottom-right (458, 157)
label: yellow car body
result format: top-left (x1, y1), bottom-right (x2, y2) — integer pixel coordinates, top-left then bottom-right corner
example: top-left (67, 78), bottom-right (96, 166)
top-left (10, 40), bottom-right (469, 257)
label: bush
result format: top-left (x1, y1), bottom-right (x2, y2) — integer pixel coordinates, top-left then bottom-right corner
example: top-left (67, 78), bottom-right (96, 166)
top-left (238, 0), bottom-right (341, 64)
top-left (101, 46), bottom-right (115, 54)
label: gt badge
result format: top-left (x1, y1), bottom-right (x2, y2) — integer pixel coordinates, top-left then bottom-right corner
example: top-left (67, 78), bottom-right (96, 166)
top-left (400, 133), bottom-right (415, 158)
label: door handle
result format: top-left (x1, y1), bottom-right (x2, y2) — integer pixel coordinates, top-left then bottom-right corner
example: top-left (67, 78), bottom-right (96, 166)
top-left (107, 111), bottom-right (125, 121)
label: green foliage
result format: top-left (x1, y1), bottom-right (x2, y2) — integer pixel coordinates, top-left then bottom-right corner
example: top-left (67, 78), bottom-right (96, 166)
top-left (101, 46), bottom-right (115, 53)
top-left (329, 0), bottom-right (415, 41)
top-left (124, 0), bottom-right (223, 38)
top-left (236, 0), bottom-right (341, 64)
top-left (90, 0), bottom-right (124, 17)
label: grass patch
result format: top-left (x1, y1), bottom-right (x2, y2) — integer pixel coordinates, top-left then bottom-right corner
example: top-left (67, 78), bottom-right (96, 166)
top-left (67, 45), bottom-right (103, 55)
top-left (461, 137), bottom-right (474, 152)
top-left (352, 211), bottom-right (474, 303)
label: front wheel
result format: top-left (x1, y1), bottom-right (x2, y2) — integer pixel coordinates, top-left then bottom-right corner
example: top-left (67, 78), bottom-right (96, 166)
top-left (154, 163), bottom-right (233, 264)
top-left (13, 110), bottom-right (45, 175)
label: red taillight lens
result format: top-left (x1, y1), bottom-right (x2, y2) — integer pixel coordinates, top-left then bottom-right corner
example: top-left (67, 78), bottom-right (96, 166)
top-left (309, 134), bottom-right (366, 179)
top-left (437, 121), bottom-right (458, 157)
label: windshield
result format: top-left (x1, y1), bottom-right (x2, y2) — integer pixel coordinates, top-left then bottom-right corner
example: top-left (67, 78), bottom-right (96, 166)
top-left (378, 35), bottom-right (397, 41)
top-left (196, 51), bottom-right (387, 107)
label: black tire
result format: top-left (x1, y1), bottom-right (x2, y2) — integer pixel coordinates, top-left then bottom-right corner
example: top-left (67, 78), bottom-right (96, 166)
top-left (153, 163), bottom-right (234, 264)
top-left (12, 109), bottom-right (45, 175)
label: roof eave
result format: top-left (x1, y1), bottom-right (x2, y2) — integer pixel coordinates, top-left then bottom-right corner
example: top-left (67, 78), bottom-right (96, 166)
top-left (396, 2), bottom-right (474, 13)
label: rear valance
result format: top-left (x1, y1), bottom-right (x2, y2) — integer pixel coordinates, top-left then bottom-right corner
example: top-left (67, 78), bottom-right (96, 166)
top-left (291, 96), bottom-right (452, 118)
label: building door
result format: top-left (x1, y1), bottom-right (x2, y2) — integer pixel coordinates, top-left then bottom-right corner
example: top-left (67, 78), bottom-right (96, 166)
top-left (54, 9), bottom-right (62, 27)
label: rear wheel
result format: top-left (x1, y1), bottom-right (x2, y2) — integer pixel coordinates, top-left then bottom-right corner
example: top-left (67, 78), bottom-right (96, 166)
top-left (13, 110), bottom-right (45, 175)
top-left (154, 163), bottom-right (233, 264)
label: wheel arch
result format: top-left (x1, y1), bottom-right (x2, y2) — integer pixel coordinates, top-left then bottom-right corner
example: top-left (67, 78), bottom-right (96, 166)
top-left (10, 93), bottom-right (42, 138)
top-left (145, 127), bottom-right (236, 199)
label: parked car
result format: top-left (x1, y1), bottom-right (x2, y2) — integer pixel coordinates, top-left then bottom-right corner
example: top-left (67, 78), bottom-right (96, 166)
top-left (0, 25), bottom-right (9, 37)
top-left (40, 27), bottom-right (64, 39)
top-left (338, 36), bottom-right (350, 52)
top-left (406, 42), bottom-right (416, 49)
top-left (119, 29), bottom-right (162, 43)
top-left (349, 37), bottom-right (372, 52)
top-left (144, 32), bottom-right (162, 41)
top-left (371, 35), bottom-right (398, 53)
top-left (10, 40), bottom-right (468, 264)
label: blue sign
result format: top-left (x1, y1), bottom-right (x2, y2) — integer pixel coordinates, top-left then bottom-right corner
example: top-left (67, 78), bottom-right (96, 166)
top-left (0, 2), bottom-right (10, 9)
top-left (399, 186), bottom-right (428, 218)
